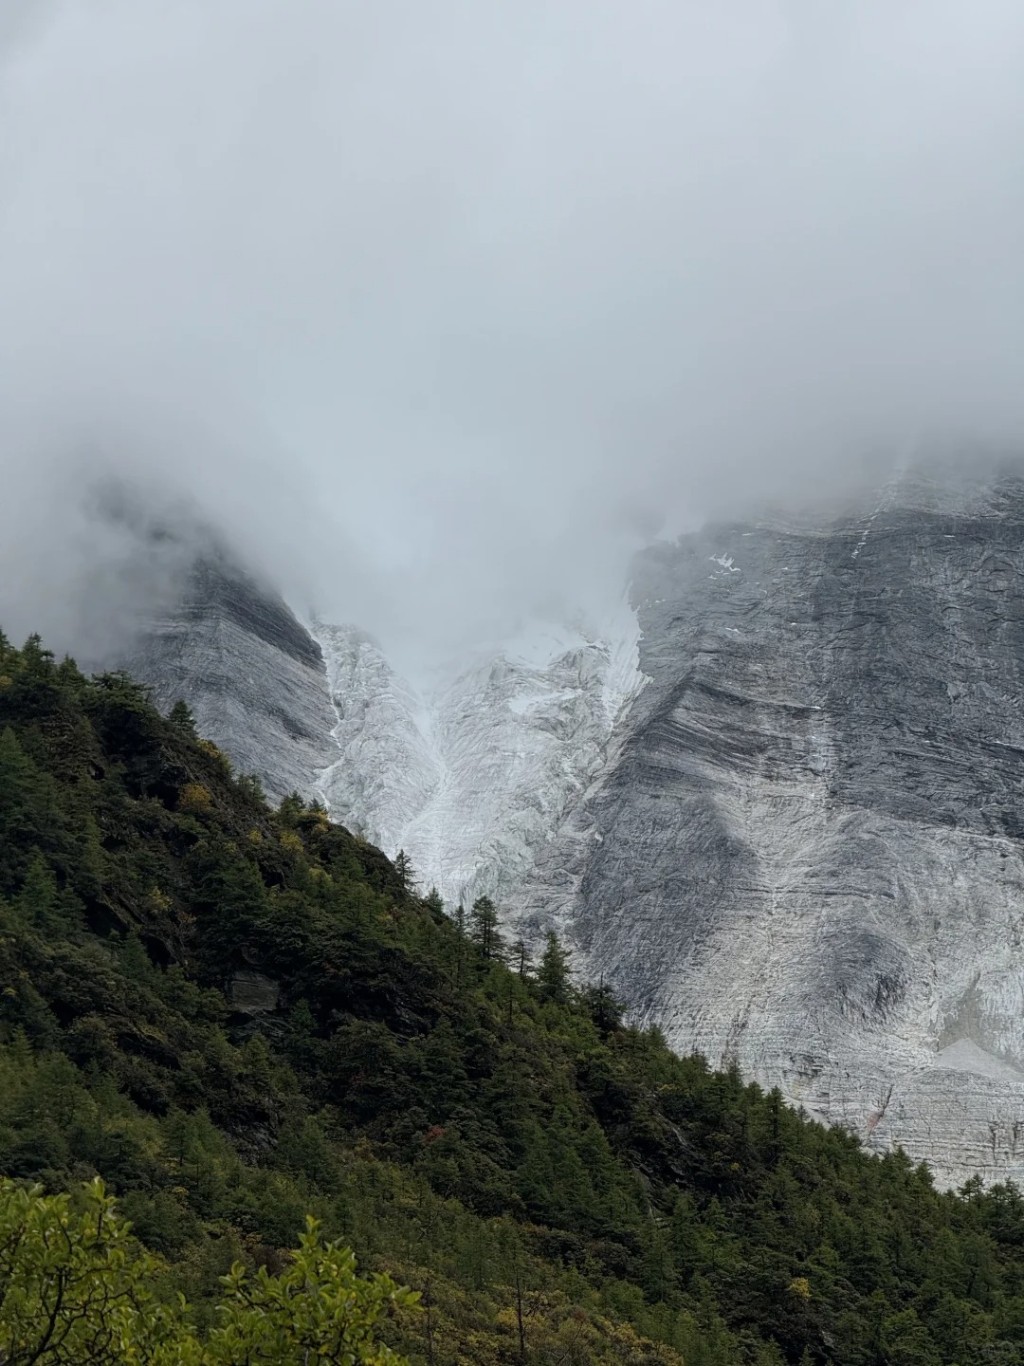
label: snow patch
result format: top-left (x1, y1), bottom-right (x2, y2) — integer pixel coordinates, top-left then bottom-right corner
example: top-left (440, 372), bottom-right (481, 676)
top-left (709, 554), bottom-right (740, 574)
top-left (310, 602), bottom-right (647, 907)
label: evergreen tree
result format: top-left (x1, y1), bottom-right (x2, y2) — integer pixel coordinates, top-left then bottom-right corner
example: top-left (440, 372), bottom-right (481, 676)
top-left (278, 791), bottom-right (306, 825)
top-left (469, 896), bottom-right (502, 961)
top-left (394, 849), bottom-right (416, 895)
top-left (536, 930), bottom-right (571, 1003)
top-left (15, 855), bottom-right (64, 935)
top-left (580, 978), bottom-right (623, 1036)
top-left (168, 699), bottom-right (197, 735)
top-left (510, 938), bottom-right (530, 978)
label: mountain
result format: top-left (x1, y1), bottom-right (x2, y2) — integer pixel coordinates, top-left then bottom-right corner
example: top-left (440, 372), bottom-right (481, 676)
top-left (313, 608), bottom-right (644, 908)
top-left (115, 552), bottom-right (336, 805)
top-left (526, 469), bottom-right (1024, 1189)
top-left (41, 482), bottom-right (339, 808)
top-left (7, 631), bottom-right (1024, 1364)
top-left (87, 467), bottom-right (1024, 1190)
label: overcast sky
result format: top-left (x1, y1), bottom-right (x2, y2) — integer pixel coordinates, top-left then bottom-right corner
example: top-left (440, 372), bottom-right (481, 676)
top-left (2, 1), bottom-right (1024, 661)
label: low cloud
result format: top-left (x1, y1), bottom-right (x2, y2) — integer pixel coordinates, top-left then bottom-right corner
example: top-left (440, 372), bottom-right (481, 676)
top-left (2, 2), bottom-right (1024, 662)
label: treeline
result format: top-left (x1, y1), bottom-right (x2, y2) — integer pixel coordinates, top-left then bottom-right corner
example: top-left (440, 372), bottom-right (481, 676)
top-left (1, 629), bottom-right (1024, 1363)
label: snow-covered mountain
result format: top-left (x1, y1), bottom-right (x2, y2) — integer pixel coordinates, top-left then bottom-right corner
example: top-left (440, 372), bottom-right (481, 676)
top-left (312, 606), bottom-right (645, 908)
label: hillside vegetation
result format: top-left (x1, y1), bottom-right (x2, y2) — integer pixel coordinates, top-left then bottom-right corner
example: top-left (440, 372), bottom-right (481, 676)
top-left (1, 629), bottom-right (1024, 1364)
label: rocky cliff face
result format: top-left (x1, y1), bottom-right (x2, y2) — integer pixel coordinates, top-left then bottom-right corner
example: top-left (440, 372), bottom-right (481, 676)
top-left (522, 472), bottom-right (1024, 1187)
top-left (96, 469), bottom-right (1024, 1187)
top-left (312, 611), bottom-right (644, 907)
top-left (113, 548), bottom-right (337, 803)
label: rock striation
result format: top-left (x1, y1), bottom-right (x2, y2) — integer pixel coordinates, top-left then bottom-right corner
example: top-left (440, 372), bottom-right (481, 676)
top-left (522, 469), bottom-right (1024, 1187)
top-left (95, 466), bottom-right (1024, 1187)
top-left (312, 611), bottom-right (644, 907)
top-left (113, 546), bottom-right (337, 803)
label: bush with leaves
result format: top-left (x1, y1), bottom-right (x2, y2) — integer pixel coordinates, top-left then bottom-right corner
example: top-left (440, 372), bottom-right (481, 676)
top-left (0, 1178), bottom-right (415, 1365)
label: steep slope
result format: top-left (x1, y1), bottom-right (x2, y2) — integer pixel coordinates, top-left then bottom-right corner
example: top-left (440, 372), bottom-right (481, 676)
top-left (313, 608), bottom-right (644, 906)
top-left (84, 471), bottom-right (1024, 1188)
top-left (522, 471), bottom-right (1024, 1187)
top-left (9, 634), bottom-right (1024, 1364)
top-left (111, 544), bottom-right (338, 803)
top-left (84, 494), bottom-right (646, 907)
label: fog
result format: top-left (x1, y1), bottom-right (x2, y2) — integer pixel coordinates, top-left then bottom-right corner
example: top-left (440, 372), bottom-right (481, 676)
top-left (2, 1), bottom-right (1024, 663)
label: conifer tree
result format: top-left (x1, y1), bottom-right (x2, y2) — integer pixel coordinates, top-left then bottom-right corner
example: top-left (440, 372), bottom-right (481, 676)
top-left (510, 938), bottom-right (530, 978)
top-left (15, 855), bottom-right (63, 935)
top-left (394, 849), bottom-right (416, 895)
top-left (580, 978), bottom-right (623, 1036)
top-left (537, 930), bottom-right (571, 1003)
top-left (279, 791), bottom-right (307, 825)
top-left (168, 698), bottom-right (197, 734)
top-left (469, 896), bottom-right (502, 961)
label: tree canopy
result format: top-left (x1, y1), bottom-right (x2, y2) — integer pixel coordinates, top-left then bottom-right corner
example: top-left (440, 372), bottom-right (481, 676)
top-left (1, 631), bottom-right (1024, 1363)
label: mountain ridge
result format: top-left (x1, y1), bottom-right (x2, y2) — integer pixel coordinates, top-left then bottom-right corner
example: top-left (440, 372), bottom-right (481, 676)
top-left (85, 464), bottom-right (1024, 1189)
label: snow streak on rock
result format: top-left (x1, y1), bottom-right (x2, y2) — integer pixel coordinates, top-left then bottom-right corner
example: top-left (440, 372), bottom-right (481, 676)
top-left (311, 603), bottom-right (646, 909)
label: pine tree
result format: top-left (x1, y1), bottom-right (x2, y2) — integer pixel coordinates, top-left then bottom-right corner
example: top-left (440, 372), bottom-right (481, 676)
top-left (469, 896), bottom-right (502, 961)
top-left (279, 792), bottom-right (307, 825)
top-left (394, 849), bottom-right (416, 895)
top-left (15, 854), bottom-right (63, 935)
top-left (168, 699), bottom-right (197, 735)
top-left (0, 727), bottom-right (52, 892)
top-left (580, 978), bottom-right (623, 1036)
top-left (510, 938), bottom-right (530, 978)
top-left (537, 931), bottom-right (570, 1004)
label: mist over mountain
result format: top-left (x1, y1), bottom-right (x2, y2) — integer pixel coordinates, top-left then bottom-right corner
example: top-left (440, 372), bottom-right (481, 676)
top-left (4, 3), bottom-right (1024, 664)
top-left (6, 0), bottom-right (1024, 1211)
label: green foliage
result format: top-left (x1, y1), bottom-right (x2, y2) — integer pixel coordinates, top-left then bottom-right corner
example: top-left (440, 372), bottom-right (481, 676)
top-left (201, 1219), bottom-right (415, 1365)
top-left (468, 895), bottom-right (502, 961)
top-left (0, 1178), bottom-right (413, 1364)
top-left (4, 631), bottom-right (1024, 1364)
top-left (0, 1177), bottom-right (176, 1363)
top-left (168, 699), bottom-right (198, 736)
top-left (394, 848), bottom-right (415, 896)
top-left (536, 930), bottom-right (571, 1004)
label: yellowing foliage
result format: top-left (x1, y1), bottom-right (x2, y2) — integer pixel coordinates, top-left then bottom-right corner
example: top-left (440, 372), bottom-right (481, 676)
top-left (179, 782), bottom-right (213, 815)
top-left (279, 830), bottom-right (304, 856)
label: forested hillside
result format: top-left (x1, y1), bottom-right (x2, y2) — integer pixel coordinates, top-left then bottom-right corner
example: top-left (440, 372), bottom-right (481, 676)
top-left (2, 629), bottom-right (1024, 1364)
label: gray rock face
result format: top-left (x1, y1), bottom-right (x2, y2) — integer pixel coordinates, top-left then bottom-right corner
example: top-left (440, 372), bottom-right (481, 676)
top-left (312, 614), bottom-right (644, 907)
top-left (229, 969), bottom-right (282, 1015)
top-left (96, 468), bottom-right (1024, 1187)
top-left (521, 472), bottom-right (1024, 1187)
top-left (115, 549), bottom-right (337, 803)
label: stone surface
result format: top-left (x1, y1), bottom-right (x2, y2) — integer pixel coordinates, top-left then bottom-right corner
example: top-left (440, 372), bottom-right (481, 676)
top-left (100, 466), bottom-right (1024, 1187)
top-left (115, 548), bottom-right (337, 803)
top-left (521, 469), bottom-right (1024, 1187)
top-left (312, 610), bottom-right (644, 907)
top-left (229, 969), bottom-right (281, 1015)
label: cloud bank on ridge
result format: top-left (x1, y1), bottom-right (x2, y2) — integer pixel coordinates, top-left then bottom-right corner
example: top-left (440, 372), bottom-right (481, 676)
top-left (2, 1), bottom-right (1024, 660)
